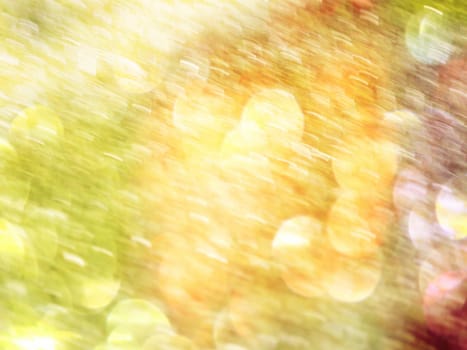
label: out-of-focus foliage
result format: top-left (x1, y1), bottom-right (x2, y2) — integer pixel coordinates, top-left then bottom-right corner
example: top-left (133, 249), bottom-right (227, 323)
top-left (0, 0), bottom-right (465, 350)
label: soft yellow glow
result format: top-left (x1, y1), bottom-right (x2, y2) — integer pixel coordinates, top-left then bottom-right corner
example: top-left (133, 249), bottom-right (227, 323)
top-left (10, 105), bottom-right (63, 145)
top-left (221, 120), bottom-right (269, 157)
top-left (8, 326), bottom-right (64, 350)
top-left (435, 175), bottom-right (467, 240)
top-left (332, 136), bottom-right (399, 192)
top-left (0, 218), bottom-right (26, 270)
top-left (142, 334), bottom-right (195, 350)
top-left (240, 88), bottom-right (304, 156)
top-left (325, 253), bottom-right (382, 303)
top-left (107, 326), bottom-right (136, 347)
top-left (173, 83), bottom-right (234, 158)
top-left (382, 109), bottom-right (422, 134)
top-left (212, 308), bottom-right (232, 348)
top-left (0, 138), bottom-right (17, 164)
top-left (13, 336), bottom-right (56, 350)
top-left (79, 277), bottom-right (121, 310)
top-left (104, 54), bottom-right (153, 94)
top-left (273, 217), bottom-right (313, 249)
top-left (326, 192), bottom-right (381, 258)
top-left (107, 299), bottom-right (171, 333)
top-left (273, 216), bottom-right (329, 297)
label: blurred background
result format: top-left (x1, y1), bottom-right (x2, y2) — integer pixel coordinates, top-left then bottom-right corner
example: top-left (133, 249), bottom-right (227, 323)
top-left (0, 0), bottom-right (465, 349)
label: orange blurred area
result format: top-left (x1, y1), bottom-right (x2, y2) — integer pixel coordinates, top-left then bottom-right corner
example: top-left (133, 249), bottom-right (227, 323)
top-left (326, 191), bottom-right (391, 258)
top-left (138, 8), bottom-right (399, 328)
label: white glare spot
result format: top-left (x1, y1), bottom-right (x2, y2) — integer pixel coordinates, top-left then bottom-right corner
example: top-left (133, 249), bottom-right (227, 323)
top-left (63, 251), bottom-right (86, 267)
top-left (14, 336), bottom-right (56, 350)
top-left (131, 236), bottom-right (152, 248)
